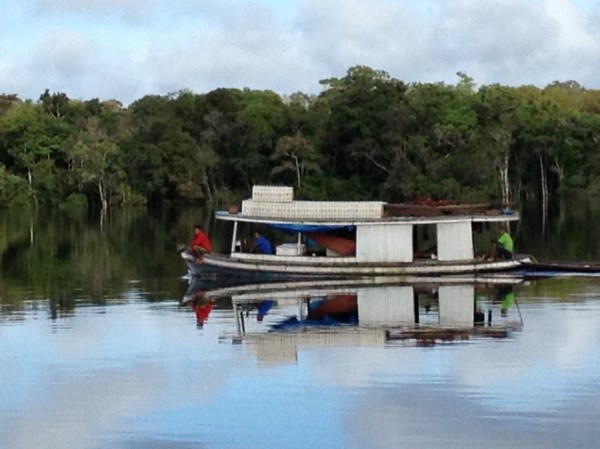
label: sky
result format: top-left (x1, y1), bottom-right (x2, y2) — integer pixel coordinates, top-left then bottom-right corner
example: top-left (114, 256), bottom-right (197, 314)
top-left (1, 0), bottom-right (599, 105)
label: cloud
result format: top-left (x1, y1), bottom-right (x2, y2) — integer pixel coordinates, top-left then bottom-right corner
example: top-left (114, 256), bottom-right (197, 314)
top-left (35, 0), bottom-right (159, 22)
top-left (103, 1), bottom-right (323, 101)
top-left (26, 27), bottom-right (120, 100)
top-left (297, 0), bottom-right (437, 81)
top-left (1, 0), bottom-right (599, 104)
top-left (34, 28), bottom-right (95, 75)
top-left (296, 0), bottom-right (600, 88)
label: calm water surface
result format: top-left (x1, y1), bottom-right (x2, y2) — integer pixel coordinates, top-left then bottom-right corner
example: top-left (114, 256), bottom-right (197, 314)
top-left (1, 203), bottom-right (600, 449)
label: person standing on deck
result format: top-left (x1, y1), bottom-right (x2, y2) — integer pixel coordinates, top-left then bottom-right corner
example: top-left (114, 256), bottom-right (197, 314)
top-left (190, 224), bottom-right (213, 263)
top-left (490, 225), bottom-right (513, 260)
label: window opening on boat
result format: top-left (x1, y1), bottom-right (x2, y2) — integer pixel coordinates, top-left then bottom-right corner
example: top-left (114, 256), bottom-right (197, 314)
top-left (413, 224), bottom-right (437, 259)
top-left (268, 223), bottom-right (357, 257)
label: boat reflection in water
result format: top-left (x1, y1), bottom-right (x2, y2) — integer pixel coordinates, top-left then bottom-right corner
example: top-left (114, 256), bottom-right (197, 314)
top-left (183, 276), bottom-right (524, 362)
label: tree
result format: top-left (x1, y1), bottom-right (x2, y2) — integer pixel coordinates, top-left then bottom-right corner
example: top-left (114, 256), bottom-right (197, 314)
top-left (0, 101), bottom-right (69, 205)
top-left (474, 84), bottom-right (522, 203)
top-left (39, 89), bottom-right (71, 120)
top-left (65, 106), bottom-right (128, 215)
top-left (0, 94), bottom-right (20, 118)
top-left (271, 133), bottom-right (322, 188)
top-left (123, 95), bottom-right (173, 203)
top-left (318, 66), bottom-right (409, 199)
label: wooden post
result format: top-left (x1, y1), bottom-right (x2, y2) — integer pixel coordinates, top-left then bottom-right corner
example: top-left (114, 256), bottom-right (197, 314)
top-left (230, 220), bottom-right (239, 254)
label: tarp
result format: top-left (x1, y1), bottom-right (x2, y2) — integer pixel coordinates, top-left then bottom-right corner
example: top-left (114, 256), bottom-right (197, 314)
top-left (268, 224), bottom-right (356, 255)
top-left (269, 223), bottom-right (354, 234)
top-left (307, 233), bottom-right (356, 256)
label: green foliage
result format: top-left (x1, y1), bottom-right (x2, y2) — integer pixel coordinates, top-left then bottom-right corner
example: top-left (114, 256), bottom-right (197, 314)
top-left (0, 165), bottom-right (29, 206)
top-left (0, 71), bottom-right (598, 210)
top-left (271, 134), bottom-right (322, 187)
top-left (115, 184), bottom-right (147, 207)
top-left (59, 193), bottom-right (88, 216)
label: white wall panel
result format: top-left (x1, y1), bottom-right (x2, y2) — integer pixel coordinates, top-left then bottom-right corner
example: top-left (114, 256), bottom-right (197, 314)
top-left (356, 224), bottom-right (413, 262)
top-left (437, 222), bottom-right (473, 261)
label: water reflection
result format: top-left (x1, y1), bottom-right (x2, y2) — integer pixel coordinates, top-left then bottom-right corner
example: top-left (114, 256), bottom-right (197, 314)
top-left (2, 276), bottom-right (600, 449)
top-left (2, 202), bottom-right (600, 449)
top-left (184, 278), bottom-right (524, 363)
top-left (188, 293), bottom-right (214, 327)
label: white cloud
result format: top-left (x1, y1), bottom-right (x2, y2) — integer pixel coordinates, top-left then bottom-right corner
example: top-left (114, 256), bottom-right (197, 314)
top-left (0, 0), bottom-right (599, 103)
top-left (35, 0), bottom-right (159, 22)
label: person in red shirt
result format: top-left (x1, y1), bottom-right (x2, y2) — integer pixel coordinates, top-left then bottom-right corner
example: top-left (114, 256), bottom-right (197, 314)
top-left (189, 224), bottom-right (213, 263)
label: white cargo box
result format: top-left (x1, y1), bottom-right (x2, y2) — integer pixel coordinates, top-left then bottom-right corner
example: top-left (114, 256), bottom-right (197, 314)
top-left (252, 185), bottom-right (294, 203)
top-left (276, 243), bottom-right (306, 256)
top-left (241, 199), bottom-right (385, 220)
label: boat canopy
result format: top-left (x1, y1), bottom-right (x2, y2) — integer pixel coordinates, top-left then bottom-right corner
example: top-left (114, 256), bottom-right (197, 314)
top-left (268, 223), bottom-right (355, 234)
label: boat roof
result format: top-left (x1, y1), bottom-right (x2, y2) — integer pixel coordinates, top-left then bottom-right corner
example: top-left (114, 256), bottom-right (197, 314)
top-left (215, 209), bottom-right (519, 226)
top-left (222, 186), bottom-right (519, 226)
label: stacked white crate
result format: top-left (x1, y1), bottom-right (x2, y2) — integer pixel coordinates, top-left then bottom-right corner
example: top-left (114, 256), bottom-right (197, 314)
top-left (251, 185), bottom-right (294, 202)
top-left (242, 186), bottom-right (294, 217)
top-left (282, 201), bottom-right (385, 220)
top-left (242, 200), bottom-right (384, 220)
top-left (241, 186), bottom-right (385, 220)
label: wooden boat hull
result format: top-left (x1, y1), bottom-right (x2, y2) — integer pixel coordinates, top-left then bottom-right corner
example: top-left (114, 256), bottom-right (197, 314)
top-left (522, 261), bottom-right (600, 274)
top-left (182, 251), bottom-right (529, 279)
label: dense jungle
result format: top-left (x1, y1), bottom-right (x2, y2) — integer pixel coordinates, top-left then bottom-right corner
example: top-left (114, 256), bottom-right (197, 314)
top-left (1, 66), bottom-right (599, 213)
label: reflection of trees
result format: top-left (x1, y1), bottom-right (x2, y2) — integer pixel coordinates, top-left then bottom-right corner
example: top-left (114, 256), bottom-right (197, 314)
top-left (0, 206), bottom-right (212, 315)
top-left (0, 207), bottom-right (35, 282)
top-left (519, 195), bottom-right (600, 261)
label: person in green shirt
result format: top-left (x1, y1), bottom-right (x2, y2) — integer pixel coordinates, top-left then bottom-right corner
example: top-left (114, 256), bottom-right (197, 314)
top-left (491, 225), bottom-right (513, 260)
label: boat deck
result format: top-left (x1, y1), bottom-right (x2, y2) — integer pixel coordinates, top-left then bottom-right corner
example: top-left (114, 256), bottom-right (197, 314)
top-left (199, 252), bottom-right (528, 276)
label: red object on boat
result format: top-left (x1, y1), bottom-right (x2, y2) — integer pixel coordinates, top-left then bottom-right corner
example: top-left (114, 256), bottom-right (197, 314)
top-left (307, 233), bottom-right (356, 256)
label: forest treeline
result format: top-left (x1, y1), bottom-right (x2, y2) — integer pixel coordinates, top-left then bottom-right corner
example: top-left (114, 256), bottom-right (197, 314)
top-left (1, 66), bottom-right (599, 212)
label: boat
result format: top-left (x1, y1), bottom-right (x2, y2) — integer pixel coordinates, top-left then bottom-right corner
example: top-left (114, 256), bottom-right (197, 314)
top-left (521, 260), bottom-right (600, 275)
top-left (181, 278), bottom-right (524, 355)
top-left (182, 186), bottom-right (530, 279)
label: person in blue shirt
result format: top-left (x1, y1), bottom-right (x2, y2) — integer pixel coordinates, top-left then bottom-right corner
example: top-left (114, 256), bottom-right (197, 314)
top-left (252, 231), bottom-right (273, 254)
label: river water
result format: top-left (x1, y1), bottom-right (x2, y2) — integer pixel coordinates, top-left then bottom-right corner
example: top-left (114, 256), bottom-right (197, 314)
top-left (1, 199), bottom-right (600, 449)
